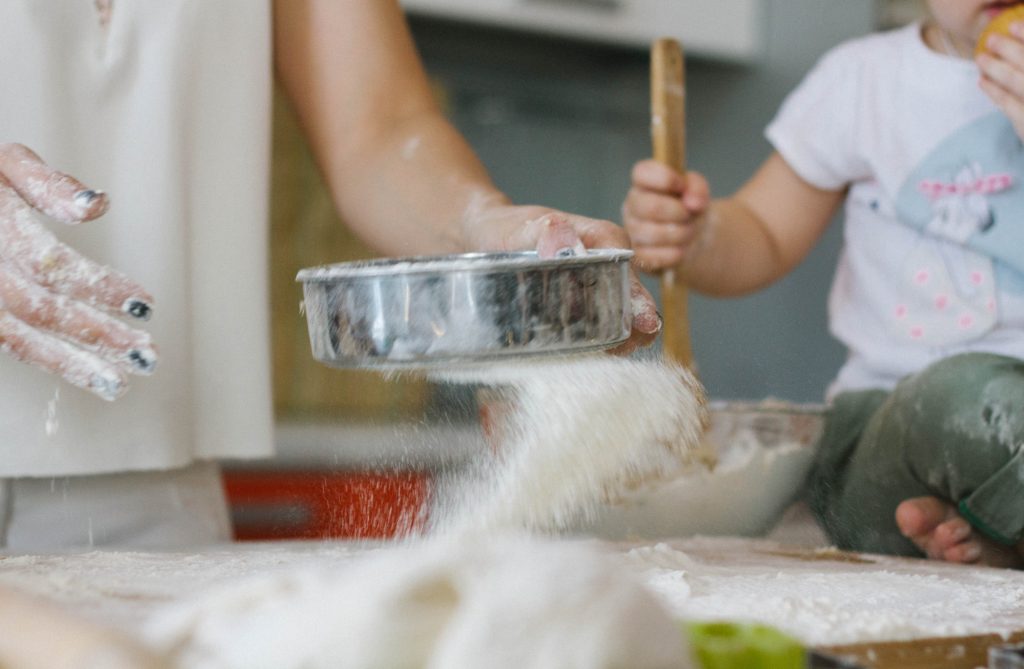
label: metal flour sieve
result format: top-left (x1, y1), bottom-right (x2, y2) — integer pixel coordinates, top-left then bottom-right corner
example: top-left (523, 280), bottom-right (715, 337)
top-left (296, 249), bottom-right (634, 368)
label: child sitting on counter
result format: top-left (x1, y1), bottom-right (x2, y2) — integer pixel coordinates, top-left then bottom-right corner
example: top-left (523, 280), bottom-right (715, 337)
top-left (623, 0), bottom-right (1024, 567)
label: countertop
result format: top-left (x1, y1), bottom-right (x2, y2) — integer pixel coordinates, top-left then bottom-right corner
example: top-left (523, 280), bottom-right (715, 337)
top-left (2, 536), bottom-right (1023, 668)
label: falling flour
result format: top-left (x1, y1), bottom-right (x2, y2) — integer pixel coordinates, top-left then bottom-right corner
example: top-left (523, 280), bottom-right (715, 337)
top-left (428, 355), bottom-right (708, 535)
top-left (44, 386), bottom-right (60, 437)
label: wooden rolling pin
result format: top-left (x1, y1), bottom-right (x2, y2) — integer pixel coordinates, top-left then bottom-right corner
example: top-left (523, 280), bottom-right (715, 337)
top-left (0, 584), bottom-right (167, 669)
top-left (650, 38), bottom-right (693, 369)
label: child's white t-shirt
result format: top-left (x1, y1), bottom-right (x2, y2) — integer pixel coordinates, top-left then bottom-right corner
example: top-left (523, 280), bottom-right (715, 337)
top-left (766, 22), bottom-right (1024, 398)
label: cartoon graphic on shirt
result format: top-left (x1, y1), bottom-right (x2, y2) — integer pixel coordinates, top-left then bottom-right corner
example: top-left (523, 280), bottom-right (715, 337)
top-left (889, 111), bottom-right (1022, 346)
top-left (920, 162), bottom-right (1003, 244)
top-left (892, 242), bottom-right (997, 346)
top-left (897, 111), bottom-right (1022, 271)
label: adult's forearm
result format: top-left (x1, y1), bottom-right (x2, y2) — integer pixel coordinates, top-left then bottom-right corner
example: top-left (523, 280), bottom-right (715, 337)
top-left (273, 0), bottom-right (508, 257)
top-left (326, 110), bottom-right (510, 257)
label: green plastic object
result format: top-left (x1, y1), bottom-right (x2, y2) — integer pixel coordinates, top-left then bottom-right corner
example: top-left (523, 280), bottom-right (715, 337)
top-left (686, 622), bottom-right (807, 669)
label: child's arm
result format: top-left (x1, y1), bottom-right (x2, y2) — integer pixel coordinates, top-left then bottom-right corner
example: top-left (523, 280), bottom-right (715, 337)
top-left (624, 152), bottom-right (845, 296)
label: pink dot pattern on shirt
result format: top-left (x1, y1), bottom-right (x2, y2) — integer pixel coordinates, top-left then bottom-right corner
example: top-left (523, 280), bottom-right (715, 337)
top-left (934, 294), bottom-right (948, 310)
top-left (895, 305), bottom-right (907, 319)
top-left (914, 269), bottom-right (930, 285)
top-left (959, 314), bottom-right (975, 329)
top-left (970, 272), bottom-right (984, 286)
top-left (910, 326), bottom-right (924, 339)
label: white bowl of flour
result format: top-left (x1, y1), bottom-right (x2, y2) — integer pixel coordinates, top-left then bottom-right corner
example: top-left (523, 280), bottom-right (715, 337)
top-left (573, 402), bottom-right (823, 540)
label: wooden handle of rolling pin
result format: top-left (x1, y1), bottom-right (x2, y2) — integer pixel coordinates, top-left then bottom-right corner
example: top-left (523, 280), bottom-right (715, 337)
top-left (650, 38), bottom-right (694, 369)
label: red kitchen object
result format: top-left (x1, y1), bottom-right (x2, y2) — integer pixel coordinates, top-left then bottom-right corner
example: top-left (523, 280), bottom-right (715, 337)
top-left (222, 470), bottom-right (430, 541)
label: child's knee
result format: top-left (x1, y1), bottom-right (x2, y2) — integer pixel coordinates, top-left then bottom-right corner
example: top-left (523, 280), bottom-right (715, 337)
top-left (888, 353), bottom-right (1024, 496)
top-left (895, 353), bottom-right (1024, 423)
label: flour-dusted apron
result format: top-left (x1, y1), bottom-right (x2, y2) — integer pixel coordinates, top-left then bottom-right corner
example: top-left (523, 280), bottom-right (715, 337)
top-left (0, 0), bottom-right (274, 475)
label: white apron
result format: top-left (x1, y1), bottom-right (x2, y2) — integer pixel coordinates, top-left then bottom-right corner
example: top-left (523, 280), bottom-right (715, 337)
top-left (0, 0), bottom-right (274, 475)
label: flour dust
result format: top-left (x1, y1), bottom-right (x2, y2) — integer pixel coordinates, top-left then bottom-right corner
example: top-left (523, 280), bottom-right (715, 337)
top-left (427, 355), bottom-right (708, 536)
top-left (45, 385), bottom-right (60, 437)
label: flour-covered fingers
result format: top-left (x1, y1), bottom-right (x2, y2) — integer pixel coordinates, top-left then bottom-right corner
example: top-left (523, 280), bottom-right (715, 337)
top-left (0, 183), bottom-right (153, 319)
top-left (0, 310), bottom-right (128, 400)
top-left (0, 263), bottom-right (157, 374)
top-left (14, 241), bottom-right (154, 321)
top-left (530, 215), bottom-right (659, 335)
top-left (534, 214), bottom-right (586, 258)
top-left (627, 273), bottom-right (660, 337)
top-left (0, 144), bottom-right (109, 224)
top-left (463, 203), bottom-right (659, 342)
top-left (556, 215), bottom-right (661, 336)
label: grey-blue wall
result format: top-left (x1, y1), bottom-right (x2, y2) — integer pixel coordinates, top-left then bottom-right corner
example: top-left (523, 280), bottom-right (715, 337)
top-left (411, 0), bottom-right (879, 403)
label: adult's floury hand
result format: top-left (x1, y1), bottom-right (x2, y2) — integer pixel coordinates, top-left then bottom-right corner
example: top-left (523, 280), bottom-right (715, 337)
top-left (0, 144), bottom-right (157, 400)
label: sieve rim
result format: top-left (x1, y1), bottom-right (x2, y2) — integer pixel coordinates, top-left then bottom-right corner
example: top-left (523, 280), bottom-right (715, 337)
top-left (295, 249), bottom-right (634, 282)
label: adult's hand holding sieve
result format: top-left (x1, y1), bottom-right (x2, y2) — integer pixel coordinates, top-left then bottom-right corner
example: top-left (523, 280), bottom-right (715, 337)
top-left (464, 204), bottom-right (661, 353)
top-left (0, 143), bottom-right (157, 401)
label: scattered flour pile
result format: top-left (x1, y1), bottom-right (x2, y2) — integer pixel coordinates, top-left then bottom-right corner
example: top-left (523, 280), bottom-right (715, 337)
top-left (429, 355), bottom-right (708, 535)
top-left (144, 537), bottom-right (691, 669)
top-left (625, 539), bottom-right (1024, 646)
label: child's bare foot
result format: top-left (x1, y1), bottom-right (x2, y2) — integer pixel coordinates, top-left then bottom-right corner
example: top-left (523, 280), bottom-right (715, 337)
top-left (895, 497), bottom-right (1023, 568)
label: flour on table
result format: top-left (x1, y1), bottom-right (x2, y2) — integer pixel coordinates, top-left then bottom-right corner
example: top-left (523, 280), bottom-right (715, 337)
top-left (626, 539), bottom-right (1024, 646)
top-left (5, 538), bottom-right (1024, 666)
top-left (143, 537), bottom-right (691, 669)
top-left (429, 356), bottom-right (708, 535)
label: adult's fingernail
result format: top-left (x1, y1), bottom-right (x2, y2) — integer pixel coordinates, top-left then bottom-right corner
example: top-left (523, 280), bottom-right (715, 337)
top-left (634, 309), bottom-right (662, 334)
top-left (90, 370), bottom-right (127, 401)
top-left (127, 348), bottom-right (158, 375)
top-left (554, 240), bottom-right (587, 258)
top-left (74, 189), bottom-right (103, 208)
top-left (124, 299), bottom-right (152, 321)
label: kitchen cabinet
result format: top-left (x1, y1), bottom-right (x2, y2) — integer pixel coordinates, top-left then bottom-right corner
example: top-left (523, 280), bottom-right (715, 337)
top-left (401, 0), bottom-right (764, 62)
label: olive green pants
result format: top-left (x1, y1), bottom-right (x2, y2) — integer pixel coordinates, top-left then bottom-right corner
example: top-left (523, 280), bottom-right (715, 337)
top-left (807, 352), bottom-right (1024, 556)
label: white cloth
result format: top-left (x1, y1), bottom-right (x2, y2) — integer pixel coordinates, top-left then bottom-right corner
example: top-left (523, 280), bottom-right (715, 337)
top-left (766, 23), bottom-right (1024, 398)
top-left (0, 461), bottom-right (231, 551)
top-left (0, 1), bottom-right (275, 475)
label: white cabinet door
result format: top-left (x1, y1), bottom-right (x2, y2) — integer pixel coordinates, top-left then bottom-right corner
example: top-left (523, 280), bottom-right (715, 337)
top-left (400, 0), bottom-right (764, 62)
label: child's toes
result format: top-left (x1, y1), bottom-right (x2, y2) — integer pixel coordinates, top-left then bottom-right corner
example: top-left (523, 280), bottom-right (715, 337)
top-left (895, 496), bottom-right (956, 557)
top-left (933, 517), bottom-right (973, 551)
top-left (943, 539), bottom-right (982, 564)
